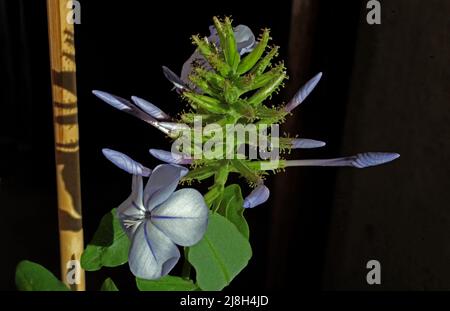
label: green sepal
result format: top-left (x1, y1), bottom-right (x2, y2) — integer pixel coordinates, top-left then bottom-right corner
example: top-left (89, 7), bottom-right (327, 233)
top-left (193, 67), bottom-right (225, 90)
top-left (192, 35), bottom-right (231, 77)
top-left (231, 159), bottom-right (262, 185)
top-left (238, 63), bottom-right (286, 94)
top-left (250, 45), bottom-right (279, 76)
top-left (255, 105), bottom-right (288, 124)
top-left (232, 99), bottom-right (256, 121)
top-left (189, 74), bottom-right (220, 97)
top-left (247, 69), bottom-right (287, 106)
top-left (223, 80), bottom-right (240, 104)
top-left (183, 91), bottom-right (227, 114)
top-left (223, 17), bottom-right (240, 71)
top-left (236, 28), bottom-right (270, 75)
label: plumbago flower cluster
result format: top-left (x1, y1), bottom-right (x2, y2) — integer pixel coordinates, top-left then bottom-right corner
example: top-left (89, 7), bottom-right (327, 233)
top-left (82, 17), bottom-right (399, 291)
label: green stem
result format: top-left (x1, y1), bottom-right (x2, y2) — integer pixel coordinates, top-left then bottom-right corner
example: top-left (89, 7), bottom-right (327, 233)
top-left (246, 159), bottom-right (286, 171)
top-left (181, 248), bottom-right (192, 280)
top-left (204, 161), bottom-right (230, 209)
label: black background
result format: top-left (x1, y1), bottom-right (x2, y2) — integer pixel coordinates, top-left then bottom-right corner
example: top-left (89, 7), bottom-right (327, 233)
top-left (1, 0), bottom-right (449, 292)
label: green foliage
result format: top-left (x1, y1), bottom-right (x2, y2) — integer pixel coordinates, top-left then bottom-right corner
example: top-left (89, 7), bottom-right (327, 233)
top-left (101, 277), bottom-right (119, 291)
top-left (216, 184), bottom-right (249, 239)
top-left (188, 213), bottom-right (252, 291)
top-left (81, 209), bottom-right (130, 271)
top-left (180, 17), bottom-right (289, 200)
top-left (136, 276), bottom-right (198, 291)
top-left (15, 260), bottom-right (70, 291)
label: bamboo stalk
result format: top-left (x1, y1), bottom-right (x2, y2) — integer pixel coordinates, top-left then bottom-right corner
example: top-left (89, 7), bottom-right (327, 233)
top-left (46, 0), bottom-right (85, 291)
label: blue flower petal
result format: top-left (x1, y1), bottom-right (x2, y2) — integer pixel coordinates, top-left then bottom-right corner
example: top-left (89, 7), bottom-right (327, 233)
top-left (102, 149), bottom-right (151, 176)
top-left (151, 188), bottom-right (208, 246)
top-left (128, 220), bottom-right (180, 280)
top-left (131, 96), bottom-right (170, 120)
top-left (117, 175), bottom-right (146, 238)
top-left (92, 90), bottom-right (132, 112)
top-left (143, 164), bottom-right (189, 212)
top-left (149, 149), bottom-right (192, 165)
top-left (234, 25), bottom-right (256, 55)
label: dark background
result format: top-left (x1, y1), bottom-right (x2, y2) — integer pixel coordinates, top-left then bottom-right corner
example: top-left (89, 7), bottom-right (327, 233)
top-left (1, 0), bottom-right (449, 291)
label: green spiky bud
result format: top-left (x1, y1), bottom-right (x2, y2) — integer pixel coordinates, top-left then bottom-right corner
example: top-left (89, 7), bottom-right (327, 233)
top-left (236, 28), bottom-right (270, 75)
top-left (189, 74), bottom-right (219, 97)
top-left (250, 45), bottom-right (279, 76)
top-left (193, 67), bottom-right (226, 90)
top-left (247, 69), bottom-right (287, 106)
top-left (192, 35), bottom-right (231, 77)
top-left (183, 91), bottom-right (228, 114)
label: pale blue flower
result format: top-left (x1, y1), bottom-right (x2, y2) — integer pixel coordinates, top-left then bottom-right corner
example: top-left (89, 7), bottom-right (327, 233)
top-left (102, 149), bottom-right (208, 280)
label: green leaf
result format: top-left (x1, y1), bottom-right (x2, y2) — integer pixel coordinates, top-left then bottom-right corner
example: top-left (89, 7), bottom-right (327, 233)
top-left (15, 260), bottom-right (70, 291)
top-left (217, 184), bottom-right (249, 239)
top-left (81, 209), bottom-right (130, 271)
top-left (136, 276), bottom-right (198, 291)
top-left (101, 277), bottom-right (119, 291)
top-left (188, 213), bottom-right (252, 291)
